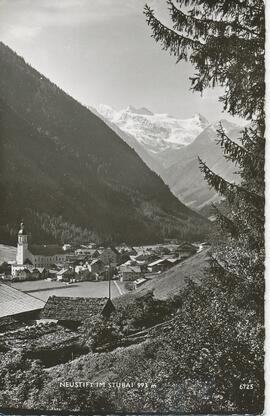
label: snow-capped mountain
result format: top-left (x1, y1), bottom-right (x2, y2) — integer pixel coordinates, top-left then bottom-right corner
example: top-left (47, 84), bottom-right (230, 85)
top-left (93, 103), bottom-right (242, 214)
top-left (95, 104), bottom-right (209, 164)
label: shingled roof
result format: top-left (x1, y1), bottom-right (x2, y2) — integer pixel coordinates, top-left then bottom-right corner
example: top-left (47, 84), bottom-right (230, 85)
top-left (29, 244), bottom-right (65, 256)
top-left (0, 284), bottom-right (45, 318)
top-left (41, 296), bottom-right (114, 322)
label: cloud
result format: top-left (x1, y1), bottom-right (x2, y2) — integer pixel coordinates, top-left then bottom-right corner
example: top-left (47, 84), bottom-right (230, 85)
top-left (0, 0), bottom-right (144, 43)
top-left (5, 24), bottom-right (41, 40)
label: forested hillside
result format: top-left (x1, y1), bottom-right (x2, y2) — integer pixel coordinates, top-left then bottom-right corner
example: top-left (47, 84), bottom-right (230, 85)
top-left (0, 42), bottom-right (208, 245)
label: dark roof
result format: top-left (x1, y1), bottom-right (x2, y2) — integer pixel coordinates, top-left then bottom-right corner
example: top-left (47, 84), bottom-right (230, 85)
top-left (24, 258), bottom-right (33, 265)
top-left (103, 246), bottom-right (119, 255)
top-left (41, 296), bottom-right (111, 321)
top-left (0, 284), bottom-right (45, 318)
top-left (177, 242), bottom-right (197, 251)
top-left (29, 244), bottom-right (65, 256)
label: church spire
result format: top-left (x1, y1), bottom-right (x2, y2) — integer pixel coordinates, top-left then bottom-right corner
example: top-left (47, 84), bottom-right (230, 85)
top-left (18, 220), bottom-right (27, 235)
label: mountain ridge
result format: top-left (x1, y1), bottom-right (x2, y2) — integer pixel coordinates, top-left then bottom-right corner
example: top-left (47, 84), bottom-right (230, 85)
top-left (95, 103), bottom-right (242, 212)
top-left (0, 42), bottom-right (208, 244)
top-left (95, 104), bottom-right (209, 163)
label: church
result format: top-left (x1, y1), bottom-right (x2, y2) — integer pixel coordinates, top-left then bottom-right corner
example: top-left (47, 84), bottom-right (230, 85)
top-left (11, 222), bottom-right (68, 276)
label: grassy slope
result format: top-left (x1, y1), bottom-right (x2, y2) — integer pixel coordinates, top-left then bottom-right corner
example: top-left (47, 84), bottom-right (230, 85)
top-left (115, 248), bottom-right (210, 306)
top-left (137, 249), bottom-right (210, 299)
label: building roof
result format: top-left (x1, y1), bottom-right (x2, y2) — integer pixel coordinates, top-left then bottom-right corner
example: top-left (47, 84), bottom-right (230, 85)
top-left (90, 259), bottom-right (104, 266)
top-left (148, 258), bottom-right (172, 267)
top-left (102, 246), bottom-right (119, 255)
top-left (135, 278), bottom-right (147, 285)
top-left (41, 296), bottom-right (111, 321)
top-left (127, 266), bottom-right (141, 273)
top-left (57, 268), bottom-right (69, 276)
top-left (177, 242), bottom-right (197, 251)
top-left (33, 267), bottom-right (45, 273)
top-left (29, 244), bottom-right (65, 256)
top-left (0, 284), bottom-right (45, 318)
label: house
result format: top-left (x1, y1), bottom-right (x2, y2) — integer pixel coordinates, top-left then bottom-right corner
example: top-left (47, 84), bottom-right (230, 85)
top-left (41, 296), bottom-right (115, 327)
top-left (120, 265), bottom-right (144, 282)
top-left (48, 269), bottom-right (58, 279)
top-left (31, 268), bottom-right (44, 280)
top-left (147, 258), bottom-right (174, 273)
top-left (89, 259), bottom-right (105, 274)
top-left (74, 264), bottom-right (88, 274)
top-left (134, 253), bottom-right (160, 265)
top-left (116, 244), bottom-right (137, 256)
top-left (56, 268), bottom-right (74, 282)
top-left (176, 242), bottom-right (197, 258)
top-left (119, 259), bottom-right (144, 273)
top-left (100, 247), bottom-right (120, 266)
top-left (89, 249), bottom-right (101, 259)
top-left (76, 269), bottom-right (93, 282)
top-left (11, 222), bottom-right (68, 276)
top-left (74, 248), bottom-right (93, 256)
top-left (13, 268), bottom-right (31, 281)
top-left (134, 277), bottom-right (148, 289)
top-left (0, 283), bottom-right (45, 320)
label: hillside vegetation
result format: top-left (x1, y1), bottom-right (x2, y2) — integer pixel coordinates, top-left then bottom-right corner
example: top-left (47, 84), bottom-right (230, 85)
top-left (0, 249), bottom-right (262, 413)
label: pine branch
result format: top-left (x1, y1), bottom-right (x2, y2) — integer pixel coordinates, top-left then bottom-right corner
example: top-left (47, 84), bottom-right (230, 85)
top-left (211, 203), bottom-right (239, 237)
top-left (144, 5), bottom-right (203, 61)
top-left (174, 0), bottom-right (264, 19)
top-left (168, 1), bottom-right (260, 38)
top-left (215, 123), bottom-right (264, 172)
top-left (198, 157), bottom-right (264, 208)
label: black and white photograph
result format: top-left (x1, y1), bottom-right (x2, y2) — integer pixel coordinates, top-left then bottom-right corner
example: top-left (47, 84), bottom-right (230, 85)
top-left (0, 0), bottom-right (265, 414)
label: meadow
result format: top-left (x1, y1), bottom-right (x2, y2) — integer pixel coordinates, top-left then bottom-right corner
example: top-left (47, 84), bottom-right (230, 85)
top-left (10, 280), bottom-right (121, 301)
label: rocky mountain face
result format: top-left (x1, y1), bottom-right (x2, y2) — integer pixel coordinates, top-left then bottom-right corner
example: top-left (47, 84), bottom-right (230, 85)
top-left (95, 105), bottom-right (242, 213)
top-left (163, 120), bottom-right (242, 210)
top-left (95, 104), bottom-right (209, 169)
top-left (0, 42), bottom-right (208, 244)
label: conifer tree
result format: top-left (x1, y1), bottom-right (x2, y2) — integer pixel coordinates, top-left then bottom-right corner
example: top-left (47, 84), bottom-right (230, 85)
top-left (144, 0), bottom-right (265, 303)
top-left (145, 2), bottom-right (265, 408)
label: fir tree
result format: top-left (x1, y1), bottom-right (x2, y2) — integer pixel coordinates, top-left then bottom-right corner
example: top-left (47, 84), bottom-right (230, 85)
top-left (145, 0), bottom-right (265, 410)
top-left (144, 0), bottom-right (265, 302)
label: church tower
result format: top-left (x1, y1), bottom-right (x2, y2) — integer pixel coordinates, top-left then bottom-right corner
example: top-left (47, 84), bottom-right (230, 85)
top-left (16, 221), bottom-right (29, 265)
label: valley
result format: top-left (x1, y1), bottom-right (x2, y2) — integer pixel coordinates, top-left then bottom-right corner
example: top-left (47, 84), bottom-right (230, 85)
top-left (0, 42), bottom-right (208, 245)
top-left (95, 104), bottom-right (243, 212)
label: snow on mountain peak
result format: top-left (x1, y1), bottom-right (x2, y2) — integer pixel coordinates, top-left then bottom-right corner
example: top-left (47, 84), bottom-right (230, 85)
top-left (95, 104), bottom-right (209, 153)
top-left (126, 105), bottom-right (153, 116)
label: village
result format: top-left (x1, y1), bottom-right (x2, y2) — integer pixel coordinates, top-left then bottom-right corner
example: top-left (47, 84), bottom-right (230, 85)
top-left (0, 222), bottom-right (203, 291)
top-left (0, 223), bottom-right (209, 377)
top-left (0, 222), bottom-right (207, 330)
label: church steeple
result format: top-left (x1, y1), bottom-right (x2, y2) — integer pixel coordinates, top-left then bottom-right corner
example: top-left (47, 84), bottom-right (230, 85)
top-left (17, 221), bottom-right (29, 265)
top-left (18, 221), bottom-right (27, 235)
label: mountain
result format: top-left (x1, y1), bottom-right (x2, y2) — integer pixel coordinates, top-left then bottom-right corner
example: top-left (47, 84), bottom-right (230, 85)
top-left (90, 106), bottom-right (163, 174)
top-left (163, 121), bottom-right (242, 210)
top-left (95, 104), bottom-right (243, 213)
top-left (0, 42), bottom-right (208, 245)
top-left (95, 104), bottom-right (209, 168)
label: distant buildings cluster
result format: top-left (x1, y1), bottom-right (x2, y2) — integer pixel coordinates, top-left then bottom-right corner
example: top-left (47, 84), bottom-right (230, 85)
top-left (2, 222), bottom-right (200, 290)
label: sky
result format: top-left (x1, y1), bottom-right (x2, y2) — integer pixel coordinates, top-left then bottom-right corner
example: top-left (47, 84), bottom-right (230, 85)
top-left (0, 0), bottom-right (244, 124)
